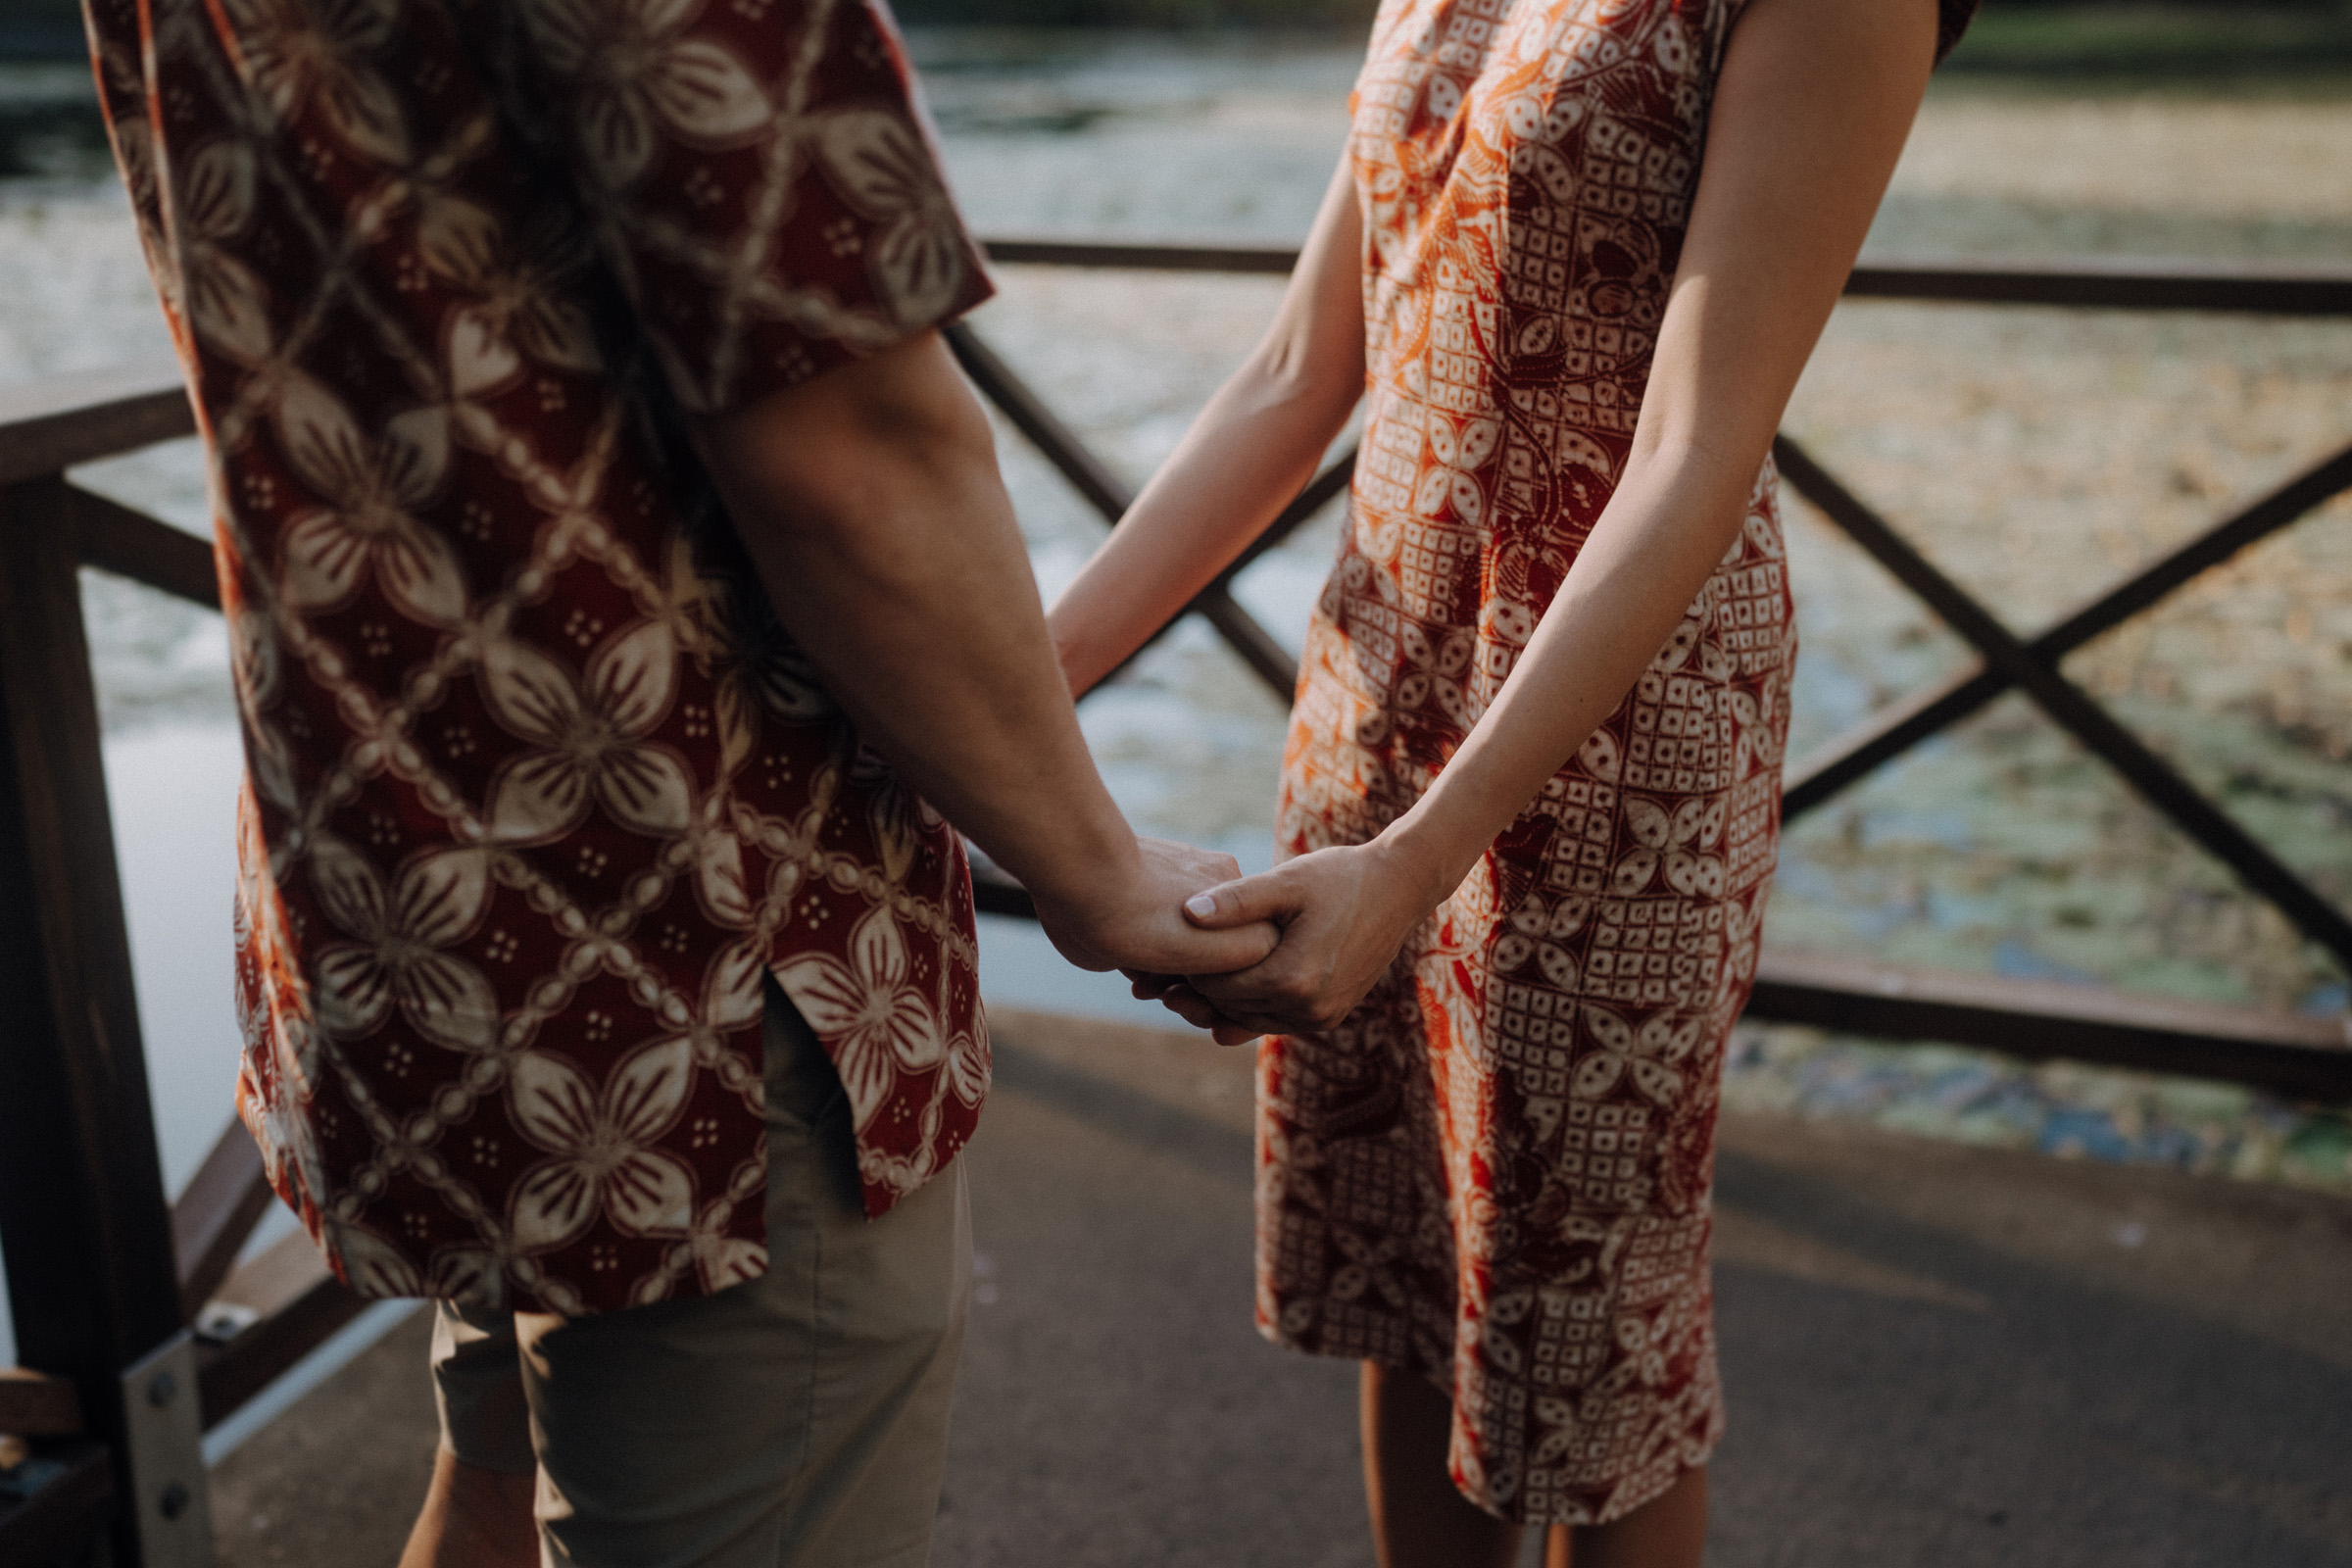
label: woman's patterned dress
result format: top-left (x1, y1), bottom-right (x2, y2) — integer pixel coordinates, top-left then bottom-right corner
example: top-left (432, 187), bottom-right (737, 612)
top-left (1260, 0), bottom-right (1972, 1526)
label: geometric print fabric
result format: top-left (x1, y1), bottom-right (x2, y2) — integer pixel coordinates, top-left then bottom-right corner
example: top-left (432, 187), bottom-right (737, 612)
top-left (82, 0), bottom-right (994, 1315)
top-left (1259, 0), bottom-right (1971, 1525)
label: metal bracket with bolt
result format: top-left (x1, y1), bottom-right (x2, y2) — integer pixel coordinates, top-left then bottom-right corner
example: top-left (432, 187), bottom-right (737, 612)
top-left (120, 1332), bottom-right (215, 1567)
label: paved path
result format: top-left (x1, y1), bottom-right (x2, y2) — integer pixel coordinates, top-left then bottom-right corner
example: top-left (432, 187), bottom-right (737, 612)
top-left (209, 1008), bottom-right (2352, 1567)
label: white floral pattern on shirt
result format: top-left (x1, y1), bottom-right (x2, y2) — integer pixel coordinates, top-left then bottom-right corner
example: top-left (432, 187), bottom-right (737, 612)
top-left (89, 0), bottom-right (996, 1313)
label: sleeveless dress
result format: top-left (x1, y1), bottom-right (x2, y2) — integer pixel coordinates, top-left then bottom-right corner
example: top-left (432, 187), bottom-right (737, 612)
top-left (1259, 0), bottom-right (1972, 1525)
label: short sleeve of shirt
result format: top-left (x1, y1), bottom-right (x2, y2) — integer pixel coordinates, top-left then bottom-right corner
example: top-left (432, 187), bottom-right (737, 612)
top-left (511, 0), bottom-right (994, 415)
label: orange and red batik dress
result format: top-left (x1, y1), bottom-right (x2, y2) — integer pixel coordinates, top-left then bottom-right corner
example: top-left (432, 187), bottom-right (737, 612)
top-left (1255, 0), bottom-right (1800, 1526)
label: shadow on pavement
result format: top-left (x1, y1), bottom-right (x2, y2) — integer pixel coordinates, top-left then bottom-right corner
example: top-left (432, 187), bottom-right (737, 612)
top-left (206, 1007), bottom-right (2352, 1567)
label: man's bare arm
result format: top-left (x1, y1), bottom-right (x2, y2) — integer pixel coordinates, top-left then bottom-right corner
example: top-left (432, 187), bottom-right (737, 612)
top-left (688, 330), bottom-right (1273, 976)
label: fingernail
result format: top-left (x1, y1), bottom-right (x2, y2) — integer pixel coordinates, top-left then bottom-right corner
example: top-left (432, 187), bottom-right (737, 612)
top-left (1185, 893), bottom-right (1216, 918)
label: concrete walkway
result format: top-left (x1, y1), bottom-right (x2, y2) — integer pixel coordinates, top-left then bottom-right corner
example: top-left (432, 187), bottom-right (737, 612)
top-left (208, 1009), bottom-right (2352, 1567)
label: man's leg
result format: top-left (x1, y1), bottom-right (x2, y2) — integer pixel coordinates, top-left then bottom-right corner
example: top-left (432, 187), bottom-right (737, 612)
top-left (403, 1303), bottom-right (541, 1568)
top-left (517, 985), bottom-right (971, 1568)
top-left (401, 1448), bottom-right (539, 1568)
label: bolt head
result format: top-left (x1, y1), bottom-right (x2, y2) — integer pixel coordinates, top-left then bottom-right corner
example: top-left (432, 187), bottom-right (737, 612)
top-left (146, 1370), bottom-right (177, 1407)
top-left (159, 1481), bottom-right (190, 1520)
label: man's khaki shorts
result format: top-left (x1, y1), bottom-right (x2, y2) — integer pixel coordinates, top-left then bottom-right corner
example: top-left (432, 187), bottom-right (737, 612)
top-left (432, 984), bottom-right (971, 1568)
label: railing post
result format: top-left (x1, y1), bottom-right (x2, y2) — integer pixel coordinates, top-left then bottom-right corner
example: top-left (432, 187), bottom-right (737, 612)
top-left (0, 476), bottom-right (213, 1565)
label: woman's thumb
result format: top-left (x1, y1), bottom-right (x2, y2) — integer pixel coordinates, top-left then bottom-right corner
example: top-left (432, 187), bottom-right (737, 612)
top-left (1183, 874), bottom-right (1285, 929)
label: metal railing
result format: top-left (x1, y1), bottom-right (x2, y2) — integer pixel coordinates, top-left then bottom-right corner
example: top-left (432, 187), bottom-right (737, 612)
top-left (0, 240), bottom-right (2348, 1565)
top-left (957, 238), bottom-right (2352, 1101)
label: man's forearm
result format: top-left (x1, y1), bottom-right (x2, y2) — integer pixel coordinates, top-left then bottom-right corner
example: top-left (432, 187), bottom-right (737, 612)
top-left (691, 331), bottom-right (1137, 908)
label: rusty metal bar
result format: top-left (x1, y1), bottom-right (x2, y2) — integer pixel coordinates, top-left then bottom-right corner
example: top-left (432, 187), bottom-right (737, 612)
top-left (1774, 434), bottom-right (2352, 974)
top-left (0, 1368), bottom-right (85, 1436)
top-left (970, 856), bottom-right (1038, 921)
top-left (944, 320), bottom-right (1133, 522)
top-left (943, 319), bottom-right (1322, 702)
top-left (981, 237), bottom-right (1299, 275)
top-left (1102, 453), bottom-right (1357, 696)
top-left (191, 1232), bottom-right (367, 1432)
top-left (171, 1124), bottom-right (275, 1325)
top-left (969, 857), bottom-right (2352, 1102)
top-left (1840, 253), bottom-right (2352, 316)
top-left (1227, 447), bottom-right (1355, 574)
top-left (74, 485), bottom-right (220, 612)
top-left (1194, 586), bottom-right (1301, 696)
top-left (0, 1442), bottom-right (116, 1564)
top-left (0, 475), bottom-right (185, 1564)
top-left (1747, 950), bottom-right (2352, 1102)
top-left (981, 236), bottom-right (2352, 316)
top-left (1785, 436), bottom-right (2352, 816)
top-left (0, 368), bottom-right (191, 490)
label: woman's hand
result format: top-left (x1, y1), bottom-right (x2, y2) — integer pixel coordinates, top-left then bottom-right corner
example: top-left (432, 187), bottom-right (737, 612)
top-left (1132, 839), bottom-right (1448, 1046)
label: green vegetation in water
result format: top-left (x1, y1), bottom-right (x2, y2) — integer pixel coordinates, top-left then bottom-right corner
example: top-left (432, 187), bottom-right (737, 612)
top-left (1944, 4), bottom-right (2352, 78)
top-left (1725, 1027), bottom-right (2352, 1193)
top-left (0, 67), bottom-right (111, 180)
top-left (893, 0), bottom-right (2352, 69)
top-left (892, 0), bottom-right (1373, 25)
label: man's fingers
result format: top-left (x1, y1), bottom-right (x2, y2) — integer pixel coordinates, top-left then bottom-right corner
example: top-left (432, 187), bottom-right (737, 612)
top-left (1153, 985), bottom-right (1224, 1032)
top-left (1189, 965), bottom-right (1355, 1036)
top-left (1155, 987), bottom-right (1269, 1046)
top-left (1170, 916), bottom-right (1280, 973)
top-left (1189, 966), bottom-right (1294, 1010)
top-left (1122, 968), bottom-right (1182, 1000)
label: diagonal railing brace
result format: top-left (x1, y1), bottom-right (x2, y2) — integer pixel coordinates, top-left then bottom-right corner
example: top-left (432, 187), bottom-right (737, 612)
top-left (1774, 434), bottom-right (2352, 975)
top-left (943, 320), bottom-right (1351, 700)
top-left (1787, 437), bottom-right (2352, 817)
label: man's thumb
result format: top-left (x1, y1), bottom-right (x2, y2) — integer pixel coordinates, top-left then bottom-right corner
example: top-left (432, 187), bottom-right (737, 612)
top-left (1183, 876), bottom-right (1284, 929)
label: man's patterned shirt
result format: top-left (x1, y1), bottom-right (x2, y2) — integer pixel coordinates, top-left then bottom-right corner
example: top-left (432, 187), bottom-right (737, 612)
top-left (82, 0), bottom-right (996, 1313)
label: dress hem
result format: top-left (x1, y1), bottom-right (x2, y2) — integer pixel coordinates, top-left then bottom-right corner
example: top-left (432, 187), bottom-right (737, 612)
top-left (1250, 1312), bottom-right (1721, 1528)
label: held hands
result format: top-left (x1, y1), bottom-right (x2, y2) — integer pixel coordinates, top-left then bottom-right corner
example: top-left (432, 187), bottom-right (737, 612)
top-left (1030, 835), bottom-right (1281, 979)
top-left (1127, 840), bottom-right (1441, 1047)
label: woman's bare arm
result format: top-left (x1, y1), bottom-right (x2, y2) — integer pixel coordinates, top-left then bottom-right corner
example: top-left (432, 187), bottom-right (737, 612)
top-left (1170, 0), bottom-right (1941, 1042)
top-left (1046, 152), bottom-right (1367, 696)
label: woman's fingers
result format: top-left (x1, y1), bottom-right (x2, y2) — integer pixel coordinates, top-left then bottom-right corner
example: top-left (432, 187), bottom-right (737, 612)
top-left (1186, 851), bottom-right (1397, 1032)
top-left (1189, 947), bottom-right (1340, 1029)
top-left (1164, 844), bottom-right (1413, 1037)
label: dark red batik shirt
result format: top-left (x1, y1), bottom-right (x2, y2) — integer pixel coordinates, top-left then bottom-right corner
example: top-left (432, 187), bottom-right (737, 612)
top-left (82, 0), bottom-right (995, 1314)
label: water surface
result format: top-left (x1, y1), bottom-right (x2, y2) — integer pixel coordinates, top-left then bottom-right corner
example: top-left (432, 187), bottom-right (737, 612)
top-left (2, 37), bottom-right (2349, 1365)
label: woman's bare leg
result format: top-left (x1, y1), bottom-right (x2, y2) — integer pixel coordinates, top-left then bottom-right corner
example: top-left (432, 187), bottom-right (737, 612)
top-left (397, 1447), bottom-right (538, 1568)
top-left (1360, 1361), bottom-right (1524, 1568)
top-left (1540, 1466), bottom-right (1709, 1568)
